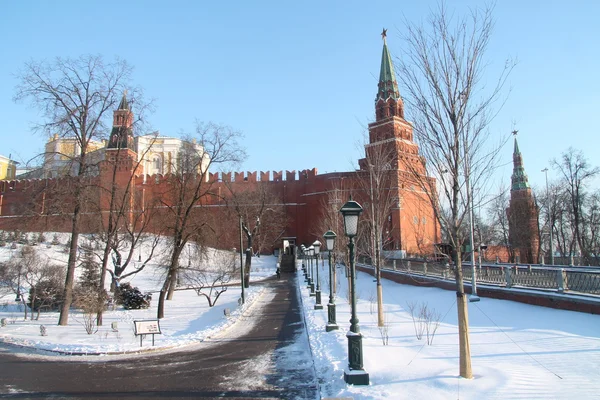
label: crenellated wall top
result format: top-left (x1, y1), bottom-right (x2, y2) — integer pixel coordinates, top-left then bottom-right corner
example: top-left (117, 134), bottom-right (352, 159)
top-left (0, 167), bottom-right (321, 193)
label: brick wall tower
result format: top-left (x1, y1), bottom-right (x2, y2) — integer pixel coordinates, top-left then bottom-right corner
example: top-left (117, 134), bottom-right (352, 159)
top-left (507, 135), bottom-right (539, 263)
top-left (108, 91), bottom-right (135, 152)
top-left (359, 30), bottom-right (438, 254)
top-left (101, 91), bottom-right (142, 227)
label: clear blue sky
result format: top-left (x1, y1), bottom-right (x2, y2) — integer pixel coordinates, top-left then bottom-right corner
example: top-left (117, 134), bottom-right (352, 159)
top-left (1, 0), bottom-right (598, 193)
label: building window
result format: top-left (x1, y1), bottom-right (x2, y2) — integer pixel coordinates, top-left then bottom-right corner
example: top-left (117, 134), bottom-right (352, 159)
top-left (422, 217), bottom-right (426, 225)
top-left (413, 216), bottom-right (418, 224)
top-left (153, 156), bottom-right (162, 173)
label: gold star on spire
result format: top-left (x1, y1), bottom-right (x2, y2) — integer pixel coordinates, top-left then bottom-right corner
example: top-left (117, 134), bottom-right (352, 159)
top-left (381, 28), bottom-right (387, 42)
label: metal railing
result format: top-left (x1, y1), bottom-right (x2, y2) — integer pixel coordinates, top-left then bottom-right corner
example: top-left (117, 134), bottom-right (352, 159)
top-left (359, 256), bottom-right (600, 297)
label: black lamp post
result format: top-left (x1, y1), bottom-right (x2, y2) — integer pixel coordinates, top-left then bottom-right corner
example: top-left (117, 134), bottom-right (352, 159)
top-left (340, 198), bottom-right (369, 385)
top-left (301, 244), bottom-right (307, 280)
top-left (239, 216), bottom-right (245, 305)
top-left (306, 245), bottom-right (312, 287)
top-left (308, 246), bottom-right (315, 295)
top-left (313, 240), bottom-right (323, 309)
top-left (324, 230), bottom-right (338, 331)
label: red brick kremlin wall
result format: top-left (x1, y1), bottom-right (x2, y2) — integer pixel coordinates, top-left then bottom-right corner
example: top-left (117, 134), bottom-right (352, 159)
top-left (0, 164), bottom-right (439, 256)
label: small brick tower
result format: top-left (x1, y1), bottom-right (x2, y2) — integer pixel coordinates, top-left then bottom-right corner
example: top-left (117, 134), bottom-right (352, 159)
top-left (507, 134), bottom-right (539, 263)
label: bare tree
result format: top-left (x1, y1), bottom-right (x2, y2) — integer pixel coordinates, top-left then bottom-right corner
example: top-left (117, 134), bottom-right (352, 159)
top-left (179, 248), bottom-right (238, 307)
top-left (398, 3), bottom-right (514, 378)
top-left (14, 55), bottom-right (146, 325)
top-left (584, 190), bottom-right (600, 265)
top-left (312, 177), bottom-right (354, 301)
top-left (93, 131), bottom-right (160, 325)
top-left (6, 246), bottom-right (65, 320)
top-left (156, 122), bottom-right (245, 319)
top-left (225, 183), bottom-right (286, 287)
top-left (357, 138), bottom-right (399, 327)
top-left (552, 148), bottom-right (599, 263)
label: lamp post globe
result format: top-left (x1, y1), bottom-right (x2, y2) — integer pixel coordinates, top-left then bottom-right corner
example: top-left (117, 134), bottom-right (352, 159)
top-left (324, 230), bottom-right (338, 331)
top-left (340, 198), bottom-right (369, 385)
top-left (340, 199), bottom-right (362, 237)
top-left (313, 240), bottom-right (323, 310)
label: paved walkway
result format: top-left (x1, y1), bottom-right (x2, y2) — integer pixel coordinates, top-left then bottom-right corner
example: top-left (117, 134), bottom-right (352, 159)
top-left (0, 273), bottom-right (319, 399)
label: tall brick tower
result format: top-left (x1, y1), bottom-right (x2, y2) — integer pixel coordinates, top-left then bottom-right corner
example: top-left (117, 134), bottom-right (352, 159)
top-left (107, 91), bottom-right (135, 152)
top-left (507, 135), bottom-right (539, 263)
top-left (358, 30), bottom-right (438, 255)
top-left (101, 92), bottom-right (142, 226)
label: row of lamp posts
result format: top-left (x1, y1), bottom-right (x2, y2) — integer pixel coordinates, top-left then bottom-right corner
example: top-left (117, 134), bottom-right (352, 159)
top-left (301, 198), bottom-right (369, 385)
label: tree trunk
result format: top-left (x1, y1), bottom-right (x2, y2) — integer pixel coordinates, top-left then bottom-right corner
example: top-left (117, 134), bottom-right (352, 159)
top-left (167, 270), bottom-right (177, 300)
top-left (454, 255), bottom-right (473, 379)
top-left (456, 292), bottom-right (473, 379)
top-left (165, 238), bottom-right (184, 302)
top-left (58, 204), bottom-right (81, 326)
top-left (97, 242), bottom-right (112, 326)
top-left (30, 289), bottom-right (36, 321)
top-left (375, 243), bottom-right (384, 327)
top-left (244, 249), bottom-right (251, 288)
top-left (157, 275), bottom-right (171, 319)
top-left (377, 282), bottom-right (384, 327)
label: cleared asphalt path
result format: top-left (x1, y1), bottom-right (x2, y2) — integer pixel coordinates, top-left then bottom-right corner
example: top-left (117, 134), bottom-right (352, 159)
top-left (0, 273), bottom-right (319, 399)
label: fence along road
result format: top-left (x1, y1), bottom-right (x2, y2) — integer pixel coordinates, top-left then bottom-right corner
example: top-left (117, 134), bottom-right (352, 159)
top-left (357, 257), bottom-right (600, 313)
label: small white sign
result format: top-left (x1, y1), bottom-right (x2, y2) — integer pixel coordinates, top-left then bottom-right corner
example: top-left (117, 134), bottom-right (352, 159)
top-left (134, 320), bottom-right (161, 335)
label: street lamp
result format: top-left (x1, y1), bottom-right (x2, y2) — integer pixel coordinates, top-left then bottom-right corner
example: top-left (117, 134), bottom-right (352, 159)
top-left (313, 240), bottom-right (323, 310)
top-left (542, 168), bottom-right (555, 265)
top-left (304, 247), bottom-right (311, 291)
top-left (466, 163), bottom-right (480, 303)
top-left (340, 198), bottom-right (369, 385)
top-left (308, 245), bottom-right (315, 295)
top-left (255, 216), bottom-right (260, 258)
top-left (479, 243), bottom-right (487, 276)
top-left (324, 230), bottom-right (338, 331)
top-left (301, 244), bottom-right (307, 280)
top-left (239, 216), bottom-right (245, 305)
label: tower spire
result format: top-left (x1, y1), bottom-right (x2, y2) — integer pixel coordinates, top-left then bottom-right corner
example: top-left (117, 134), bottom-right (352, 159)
top-left (118, 90), bottom-right (130, 110)
top-left (376, 29), bottom-right (399, 103)
top-left (511, 132), bottom-right (530, 191)
top-left (375, 30), bottom-right (404, 121)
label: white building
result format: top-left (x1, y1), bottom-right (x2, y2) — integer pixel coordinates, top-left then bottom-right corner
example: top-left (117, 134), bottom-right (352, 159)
top-left (135, 133), bottom-right (209, 177)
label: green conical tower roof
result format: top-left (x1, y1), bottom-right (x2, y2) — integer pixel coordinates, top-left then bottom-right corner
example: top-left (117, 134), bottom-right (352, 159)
top-left (376, 29), bottom-right (400, 103)
top-left (118, 90), bottom-right (129, 110)
top-left (511, 136), bottom-right (530, 191)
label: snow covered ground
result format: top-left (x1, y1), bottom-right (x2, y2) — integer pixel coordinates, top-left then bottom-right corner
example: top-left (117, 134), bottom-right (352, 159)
top-left (1, 235), bottom-right (599, 399)
top-left (0, 234), bottom-right (274, 354)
